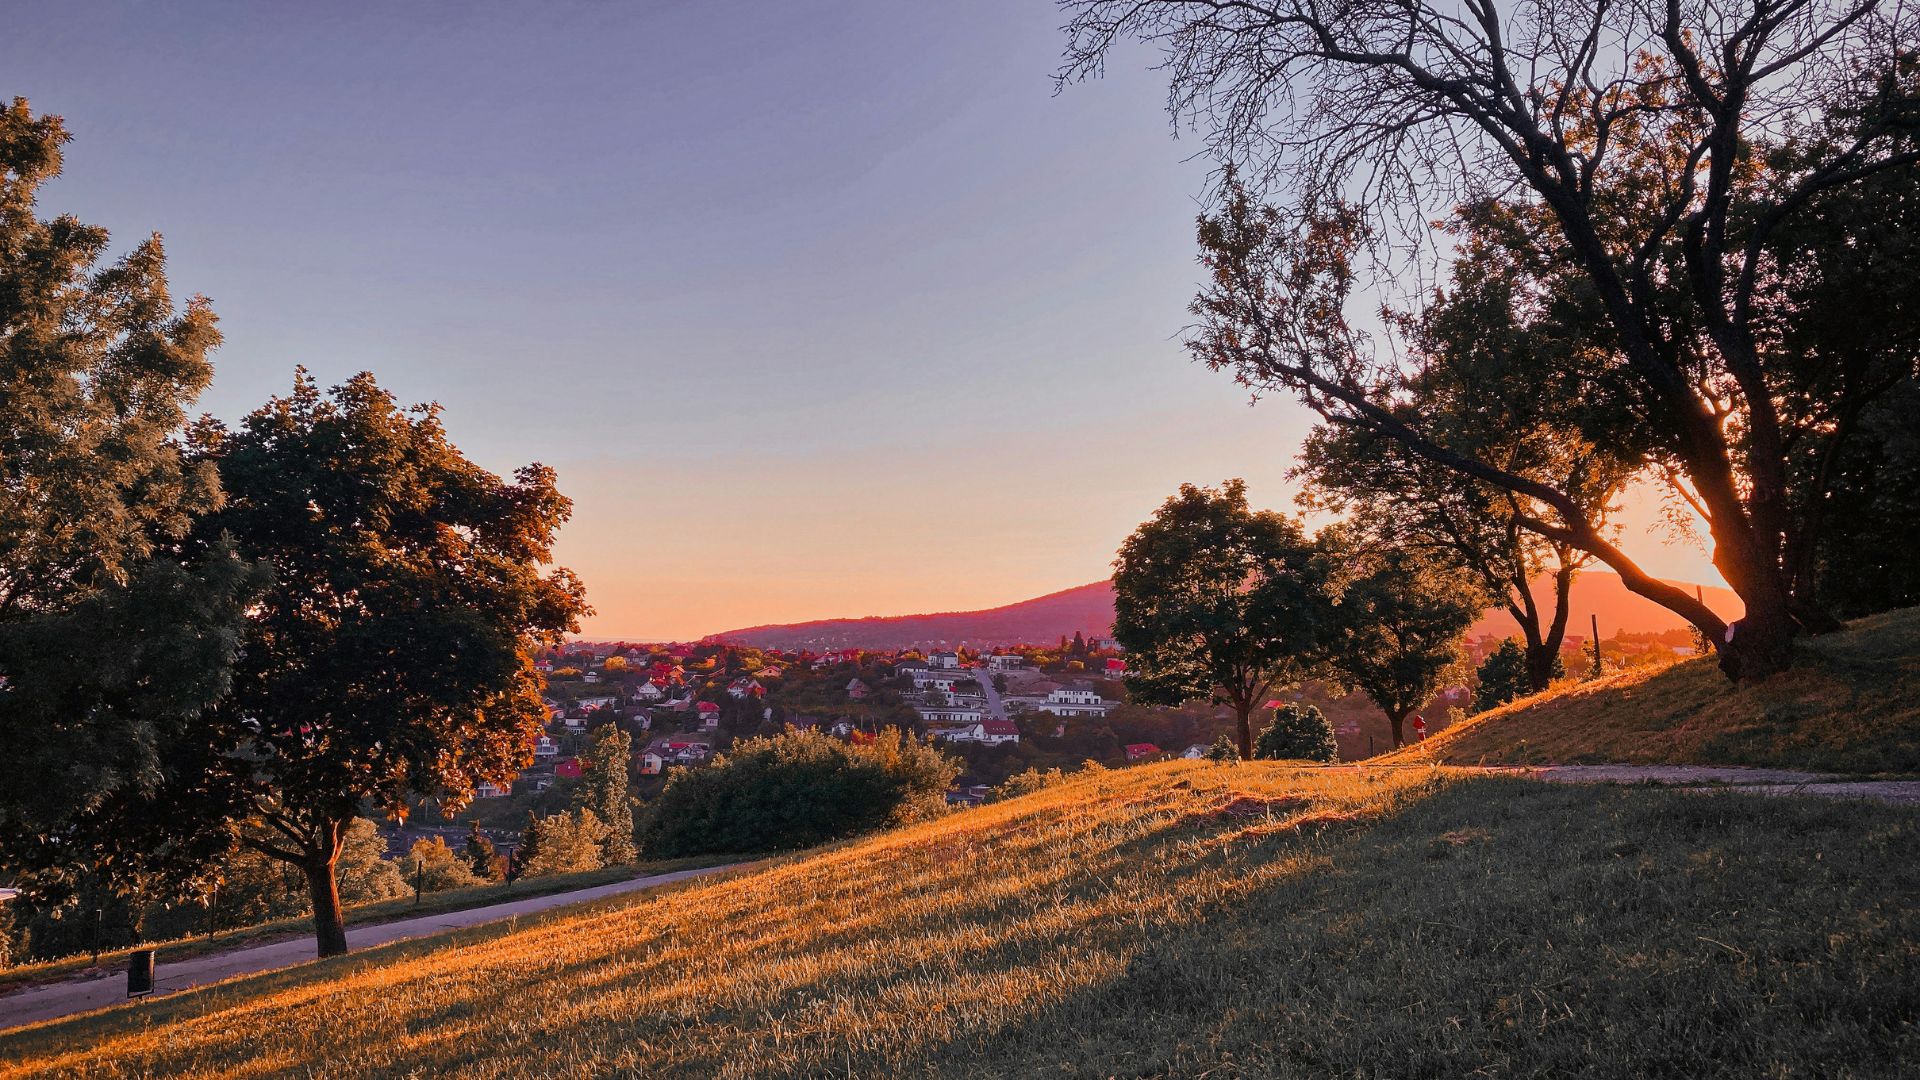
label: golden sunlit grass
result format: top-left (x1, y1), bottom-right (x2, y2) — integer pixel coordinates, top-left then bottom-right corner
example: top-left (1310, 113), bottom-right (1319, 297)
top-left (5, 758), bottom-right (1916, 1078)
top-left (1389, 606), bottom-right (1920, 773)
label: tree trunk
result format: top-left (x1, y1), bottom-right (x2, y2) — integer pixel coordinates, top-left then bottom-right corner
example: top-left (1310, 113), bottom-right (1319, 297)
top-left (1387, 710), bottom-right (1407, 749)
top-left (1235, 704), bottom-right (1255, 761)
top-left (1715, 595), bottom-right (1798, 684)
top-left (302, 855), bottom-right (349, 958)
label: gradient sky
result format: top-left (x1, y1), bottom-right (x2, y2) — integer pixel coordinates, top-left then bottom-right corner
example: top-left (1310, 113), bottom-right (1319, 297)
top-left (7, 1), bottom-right (1722, 639)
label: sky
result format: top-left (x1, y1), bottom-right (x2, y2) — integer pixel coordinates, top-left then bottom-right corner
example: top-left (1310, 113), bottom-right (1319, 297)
top-left (6, 1), bottom-right (1722, 640)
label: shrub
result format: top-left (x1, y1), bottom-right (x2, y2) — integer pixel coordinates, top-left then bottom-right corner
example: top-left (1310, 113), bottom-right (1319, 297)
top-left (1205, 735), bottom-right (1240, 763)
top-left (641, 727), bottom-right (958, 857)
top-left (990, 767), bottom-right (1066, 802)
top-left (519, 809), bottom-right (609, 878)
top-left (404, 837), bottom-right (484, 892)
top-left (335, 818), bottom-right (408, 903)
top-left (1253, 703), bottom-right (1338, 762)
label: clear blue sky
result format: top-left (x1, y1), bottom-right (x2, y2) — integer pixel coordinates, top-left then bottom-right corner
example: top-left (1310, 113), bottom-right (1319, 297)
top-left (6, 1), bottom-right (1715, 637)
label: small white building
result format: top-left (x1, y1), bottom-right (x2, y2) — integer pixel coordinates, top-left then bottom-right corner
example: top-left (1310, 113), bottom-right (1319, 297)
top-left (940, 719), bottom-right (1020, 746)
top-left (928, 650), bottom-right (962, 670)
top-left (1035, 685), bottom-right (1112, 718)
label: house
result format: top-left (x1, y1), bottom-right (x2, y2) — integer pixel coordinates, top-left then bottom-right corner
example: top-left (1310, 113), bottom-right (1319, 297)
top-left (846, 678), bottom-right (871, 700)
top-left (986, 654), bottom-right (1024, 671)
top-left (727, 677), bottom-right (764, 700)
top-left (1104, 658), bottom-right (1127, 679)
top-left (583, 671), bottom-right (601, 684)
top-left (475, 781), bottom-right (511, 798)
top-left (633, 679), bottom-right (665, 702)
top-left (916, 703), bottom-right (985, 726)
top-left (941, 718), bottom-right (1019, 745)
top-left (1035, 684), bottom-right (1112, 718)
top-left (639, 750), bottom-right (667, 776)
top-left (1181, 744), bottom-right (1211, 759)
top-left (908, 669), bottom-right (967, 693)
top-left (928, 650), bottom-right (962, 669)
top-left (534, 735), bottom-right (559, 760)
top-left (554, 758), bottom-right (583, 779)
top-left (1125, 743), bottom-right (1163, 762)
top-left (574, 695), bottom-right (619, 711)
top-left (696, 701), bottom-right (722, 730)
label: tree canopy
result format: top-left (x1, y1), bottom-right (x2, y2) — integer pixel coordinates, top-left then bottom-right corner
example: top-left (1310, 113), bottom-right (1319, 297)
top-left (1111, 480), bottom-right (1336, 759)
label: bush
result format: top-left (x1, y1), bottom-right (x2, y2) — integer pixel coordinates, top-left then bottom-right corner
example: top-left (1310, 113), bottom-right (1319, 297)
top-left (405, 836), bottom-right (484, 892)
top-left (336, 818), bottom-right (408, 903)
top-left (1205, 735), bottom-right (1240, 763)
top-left (990, 767), bottom-right (1066, 802)
top-left (519, 809), bottom-right (610, 879)
top-left (641, 727), bottom-right (959, 857)
top-left (1253, 703), bottom-right (1338, 762)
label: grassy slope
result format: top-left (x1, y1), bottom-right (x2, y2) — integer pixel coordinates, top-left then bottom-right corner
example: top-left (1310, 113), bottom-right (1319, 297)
top-left (1392, 606), bottom-right (1920, 773)
top-left (5, 761), bottom-right (1915, 1078)
top-left (0, 859), bottom-right (726, 996)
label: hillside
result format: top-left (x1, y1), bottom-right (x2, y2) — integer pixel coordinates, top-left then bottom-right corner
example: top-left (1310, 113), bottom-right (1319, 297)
top-left (706, 573), bottom-right (1737, 651)
top-left (705, 581), bottom-right (1117, 650)
top-left (1393, 606), bottom-right (1920, 773)
top-left (8, 761), bottom-right (1914, 1077)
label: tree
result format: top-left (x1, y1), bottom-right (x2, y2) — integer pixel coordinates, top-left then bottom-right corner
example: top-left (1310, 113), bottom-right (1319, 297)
top-left (1329, 548), bottom-right (1485, 748)
top-left (640, 728), bottom-right (957, 857)
top-left (579, 726), bottom-right (636, 865)
top-left (463, 822), bottom-right (500, 882)
top-left (0, 99), bottom-right (260, 893)
top-left (406, 836), bottom-right (483, 893)
top-left (1254, 703), bottom-right (1338, 763)
top-left (1112, 480), bottom-right (1335, 760)
top-left (1204, 735), bottom-right (1240, 764)
top-left (1059, 1), bottom-right (1920, 680)
top-left (1475, 638), bottom-right (1565, 712)
top-left (171, 372), bottom-right (589, 956)
top-left (517, 810), bottom-right (608, 879)
top-left (333, 819), bottom-right (407, 904)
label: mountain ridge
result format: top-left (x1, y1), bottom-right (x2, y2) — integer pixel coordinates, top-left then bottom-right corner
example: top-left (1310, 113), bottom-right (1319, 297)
top-left (704, 573), bottom-right (1744, 650)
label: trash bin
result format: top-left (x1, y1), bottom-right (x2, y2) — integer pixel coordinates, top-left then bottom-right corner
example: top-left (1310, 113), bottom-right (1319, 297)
top-left (127, 948), bottom-right (156, 999)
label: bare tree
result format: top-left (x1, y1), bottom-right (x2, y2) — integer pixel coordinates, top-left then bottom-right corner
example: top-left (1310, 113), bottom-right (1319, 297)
top-left (1058, 0), bottom-right (1920, 679)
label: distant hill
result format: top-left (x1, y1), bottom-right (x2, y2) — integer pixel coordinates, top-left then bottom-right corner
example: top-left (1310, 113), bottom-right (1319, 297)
top-left (707, 572), bottom-right (1740, 651)
top-left (704, 582), bottom-right (1117, 650)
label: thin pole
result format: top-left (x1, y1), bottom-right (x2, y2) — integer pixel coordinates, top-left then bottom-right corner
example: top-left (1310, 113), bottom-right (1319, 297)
top-left (1591, 614), bottom-right (1602, 678)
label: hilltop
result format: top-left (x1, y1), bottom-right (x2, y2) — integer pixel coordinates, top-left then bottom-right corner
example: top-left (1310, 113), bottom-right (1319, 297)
top-left (706, 572), bottom-right (1740, 651)
top-left (7, 760), bottom-right (1914, 1077)
top-left (703, 581), bottom-right (1118, 650)
top-left (1392, 606), bottom-right (1920, 773)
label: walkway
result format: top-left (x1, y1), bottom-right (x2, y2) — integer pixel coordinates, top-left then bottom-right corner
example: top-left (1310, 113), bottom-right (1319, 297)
top-left (1482, 764), bottom-right (1920, 805)
top-left (0, 862), bottom-right (742, 1033)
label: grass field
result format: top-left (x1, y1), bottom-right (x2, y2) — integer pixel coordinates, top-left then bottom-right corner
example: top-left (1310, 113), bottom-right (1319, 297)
top-left (1391, 606), bottom-right (1920, 773)
top-left (0, 859), bottom-right (725, 996)
top-left (4, 759), bottom-right (1914, 1078)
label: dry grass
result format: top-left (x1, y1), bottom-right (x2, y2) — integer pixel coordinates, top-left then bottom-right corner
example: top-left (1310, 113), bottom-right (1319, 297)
top-left (1389, 606), bottom-right (1920, 773)
top-left (4, 759), bottom-right (1915, 1078)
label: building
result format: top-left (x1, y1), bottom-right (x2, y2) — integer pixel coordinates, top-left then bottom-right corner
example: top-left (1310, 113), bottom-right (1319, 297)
top-left (986, 654), bottom-right (1025, 671)
top-left (928, 650), bottom-right (962, 670)
top-left (847, 678), bottom-right (871, 700)
top-left (1035, 684), bottom-right (1112, 718)
top-left (940, 719), bottom-right (1020, 745)
top-left (696, 701), bottom-right (722, 731)
top-left (1125, 743), bottom-right (1163, 762)
top-left (917, 703), bottom-right (985, 725)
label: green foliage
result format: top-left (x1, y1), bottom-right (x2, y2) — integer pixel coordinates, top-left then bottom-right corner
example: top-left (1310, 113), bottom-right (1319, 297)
top-left (1475, 639), bottom-right (1564, 711)
top-left (1113, 479), bottom-right (1335, 758)
top-left (1253, 703), bottom-right (1338, 762)
top-left (1329, 545), bottom-right (1485, 746)
top-left (641, 728), bottom-right (958, 857)
top-left (463, 822), bottom-right (499, 881)
top-left (519, 810), bottom-right (609, 879)
top-left (1205, 735), bottom-right (1240, 764)
top-left (579, 727), bottom-right (637, 864)
top-left (0, 99), bottom-right (260, 888)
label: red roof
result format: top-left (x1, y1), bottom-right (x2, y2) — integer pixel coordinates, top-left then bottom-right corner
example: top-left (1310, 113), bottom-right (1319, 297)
top-left (554, 758), bottom-right (583, 778)
top-left (981, 719), bottom-right (1019, 736)
top-left (1125, 743), bottom-right (1162, 760)
top-left (697, 701), bottom-right (721, 713)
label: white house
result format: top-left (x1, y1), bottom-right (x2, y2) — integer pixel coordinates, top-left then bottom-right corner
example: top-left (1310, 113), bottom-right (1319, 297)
top-left (639, 750), bottom-right (667, 776)
top-left (1035, 685), bottom-right (1112, 718)
top-left (633, 680), bottom-right (665, 702)
top-left (916, 703), bottom-right (985, 725)
top-left (696, 701), bottom-right (722, 731)
top-left (986, 654), bottom-right (1025, 671)
top-left (928, 650), bottom-right (962, 670)
top-left (940, 719), bottom-right (1020, 745)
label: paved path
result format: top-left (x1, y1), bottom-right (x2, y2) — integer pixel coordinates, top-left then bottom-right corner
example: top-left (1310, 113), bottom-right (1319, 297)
top-left (0, 862), bottom-right (742, 1033)
top-left (973, 664), bottom-right (1010, 724)
top-left (1483, 764), bottom-right (1920, 805)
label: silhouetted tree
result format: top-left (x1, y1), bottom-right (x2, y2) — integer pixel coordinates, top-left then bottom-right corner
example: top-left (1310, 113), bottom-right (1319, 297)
top-left (1254, 703), bottom-right (1338, 762)
top-left (1328, 546), bottom-right (1485, 748)
top-left (1059, 1), bottom-right (1920, 680)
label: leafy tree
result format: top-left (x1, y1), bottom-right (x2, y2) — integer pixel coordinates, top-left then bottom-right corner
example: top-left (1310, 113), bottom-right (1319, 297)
top-left (989, 767), bottom-right (1066, 802)
top-left (1329, 547), bottom-right (1485, 748)
top-left (1204, 735), bottom-right (1240, 764)
top-left (463, 822), bottom-right (500, 882)
top-left (1112, 480), bottom-right (1335, 759)
top-left (1059, 1), bottom-right (1920, 680)
top-left (518, 810), bottom-right (608, 878)
top-left (333, 819), bottom-right (407, 904)
top-left (641, 728), bottom-right (957, 857)
top-left (1475, 638), bottom-right (1564, 712)
top-left (406, 836), bottom-right (483, 893)
top-left (1254, 703), bottom-right (1338, 763)
top-left (579, 726), bottom-right (637, 864)
top-left (166, 372), bottom-right (588, 956)
top-left (0, 99), bottom-right (259, 892)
